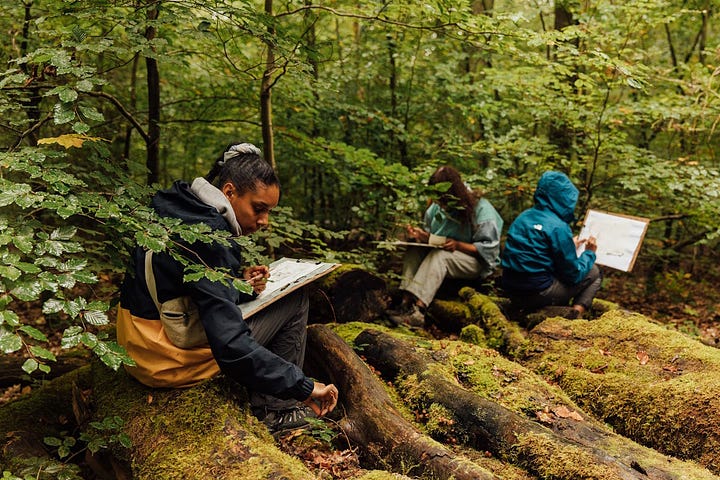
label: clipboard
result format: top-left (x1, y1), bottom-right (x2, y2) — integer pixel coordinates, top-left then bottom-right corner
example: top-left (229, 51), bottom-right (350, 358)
top-left (577, 209), bottom-right (650, 272)
top-left (239, 258), bottom-right (340, 318)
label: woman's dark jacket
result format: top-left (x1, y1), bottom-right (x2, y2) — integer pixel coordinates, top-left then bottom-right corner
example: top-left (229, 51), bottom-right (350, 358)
top-left (119, 181), bottom-right (313, 401)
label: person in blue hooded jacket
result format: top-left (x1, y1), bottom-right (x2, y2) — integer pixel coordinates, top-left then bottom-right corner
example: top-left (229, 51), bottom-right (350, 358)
top-left (501, 171), bottom-right (601, 318)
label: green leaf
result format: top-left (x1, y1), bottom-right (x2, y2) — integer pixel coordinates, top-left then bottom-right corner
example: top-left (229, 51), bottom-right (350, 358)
top-left (78, 104), bottom-right (104, 121)
top-left (53, 102), bottom-right (76, 124)
top-left (11, 281), bottom-right (43, 301)
top-left (43, 298), bottom-right (64, 314)
top-left (59, 87), bottom-right (78, 103)
top-left (44, 436), bottom-right (63, 447)
top-left (61, 326), bottom-right (83, 348)
top-left (30, 345), bottom-right (56, 361)
top-left (20, 325), bottom-right (49, 342)
top-left (118, 432), bottom-right (132, 448)
top-left (21, 358), bottom-right (38, 374)
top-left (0, 333), bottom-right (23, 353)
top-left (51, 226), bottom-right (77, 241)
top-left (83, 310), bottom-right (108, 325)
top-left (0, 310), bottom-right (20, 327)
top-left (0, 265), bottom-right (21, 281)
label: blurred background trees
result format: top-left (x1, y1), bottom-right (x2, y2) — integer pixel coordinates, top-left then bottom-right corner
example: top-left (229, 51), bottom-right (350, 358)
top-left (1, 0), bottom-right (719, 372)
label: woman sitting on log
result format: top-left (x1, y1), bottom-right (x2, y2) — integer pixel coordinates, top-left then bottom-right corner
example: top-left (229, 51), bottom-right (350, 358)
top-left (500, 170), bottom-right (601, 319)
top-left (116, 142), bottom-right (338, 434)
top-left (390, 166), bottom-right (504, 327)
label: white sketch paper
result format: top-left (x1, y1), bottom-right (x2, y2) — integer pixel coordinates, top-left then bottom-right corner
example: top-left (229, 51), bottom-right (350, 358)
top-left (577, 210), bottom-right (649, 272)
top-left (239, 258), bottom-right (340, 318)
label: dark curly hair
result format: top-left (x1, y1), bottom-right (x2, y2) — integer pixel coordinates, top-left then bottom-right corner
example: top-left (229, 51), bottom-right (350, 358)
top-left (204, 142), bottom-right (280, 195)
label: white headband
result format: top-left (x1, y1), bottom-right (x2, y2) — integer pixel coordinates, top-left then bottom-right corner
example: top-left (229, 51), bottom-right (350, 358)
top-left (222, 143), bottom-right (261, 164)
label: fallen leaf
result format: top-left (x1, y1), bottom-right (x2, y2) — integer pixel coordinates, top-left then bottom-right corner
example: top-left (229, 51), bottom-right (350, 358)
top-left (636, 350), bottom-right (650, 365)
top-left (552, 405), bottom-right (584, 421)
top-left (599, 348), bottom-right (612, 356)
top-left (535, 410), bottom-right (554, 424)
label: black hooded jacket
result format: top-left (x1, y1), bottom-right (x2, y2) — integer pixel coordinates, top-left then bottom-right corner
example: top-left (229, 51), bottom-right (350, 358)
top-left (119, 181), bottom-right (314, 401)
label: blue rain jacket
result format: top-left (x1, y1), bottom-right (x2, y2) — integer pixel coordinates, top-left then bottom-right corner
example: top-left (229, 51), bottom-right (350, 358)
top-left (501, 171), bottom-right (596, 292)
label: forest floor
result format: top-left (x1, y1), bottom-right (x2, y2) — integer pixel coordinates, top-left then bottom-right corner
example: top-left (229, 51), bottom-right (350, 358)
top-left (1, 255), bottom-right (718, 478)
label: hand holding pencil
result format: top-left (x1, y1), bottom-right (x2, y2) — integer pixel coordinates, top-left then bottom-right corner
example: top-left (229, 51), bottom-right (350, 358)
top-left (243, 265), bottom-right (270, 294)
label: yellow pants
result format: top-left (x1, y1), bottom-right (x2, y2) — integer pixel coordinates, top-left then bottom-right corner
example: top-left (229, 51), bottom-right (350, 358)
top-left (116, 306), bottom-right (219, 388)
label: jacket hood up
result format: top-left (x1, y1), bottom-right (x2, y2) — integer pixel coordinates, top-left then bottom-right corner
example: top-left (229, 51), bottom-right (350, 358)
top-left (533, 171), bottom-right (578, 223)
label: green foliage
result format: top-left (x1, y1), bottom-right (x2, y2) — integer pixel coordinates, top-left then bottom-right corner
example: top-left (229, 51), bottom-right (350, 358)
top-left (0, 0), bottom-right (719, 388)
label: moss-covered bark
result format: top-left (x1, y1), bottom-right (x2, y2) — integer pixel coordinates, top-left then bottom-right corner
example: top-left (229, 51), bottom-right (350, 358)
top-left (90, 363), bottom-right (317, 480)
top-left (355, 328), bottom-right (716, 480)
top-left (523, 309), bottom-right (720, 473)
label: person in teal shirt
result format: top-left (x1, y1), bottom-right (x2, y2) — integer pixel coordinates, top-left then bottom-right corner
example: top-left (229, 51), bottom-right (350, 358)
top-left (391, 166), bottom-right (504, 326)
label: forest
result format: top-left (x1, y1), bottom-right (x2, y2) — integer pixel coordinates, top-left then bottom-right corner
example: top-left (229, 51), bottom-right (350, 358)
top-left (1, 0), bottom-right (719, 478)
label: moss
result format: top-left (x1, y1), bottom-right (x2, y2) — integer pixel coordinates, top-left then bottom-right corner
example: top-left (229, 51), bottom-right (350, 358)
top-left (460, 288), bottom-right (528, 358)
top-left (514, 432), bottom-right (621, 480)
top-left (459, 324), bottom-right (486, 347)
top-left (524, 309), bottom-right (720, 473)
top-left (0, 365), bottom-right (92, 437)
top-left (90, 362), bottom-right (315, 479)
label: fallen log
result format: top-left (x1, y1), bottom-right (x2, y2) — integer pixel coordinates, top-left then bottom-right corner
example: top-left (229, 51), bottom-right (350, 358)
top-left (308, 265), bottom-right (388, 324)
top-left (0, 366), bottom-right (94, 476)
top-left (459, 288), bottom-right (529, 358)
top-left (89, 363), bottom-right (320, 480)
top-left (304, 323), bottom-right (500, 480)
top-left (523, 309), bottom-right (720, 474)
top-left (355, 328), bottom-right (716, 480)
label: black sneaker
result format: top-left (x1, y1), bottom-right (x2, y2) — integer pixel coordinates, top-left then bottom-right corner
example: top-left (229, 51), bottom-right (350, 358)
top-left (388, 303), bottom-right (425, 327)
top-left (260, 404), bottom-right (317, 434)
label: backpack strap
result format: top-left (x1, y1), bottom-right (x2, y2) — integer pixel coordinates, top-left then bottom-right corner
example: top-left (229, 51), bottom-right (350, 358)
top-left (144, 250), bottom-right (162, 313)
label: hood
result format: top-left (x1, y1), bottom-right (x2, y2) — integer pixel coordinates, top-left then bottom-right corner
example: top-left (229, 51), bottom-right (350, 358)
top-left (533, 171), bottom-right (578, 223)
top-left (151, 180), bottom-right (238, 235)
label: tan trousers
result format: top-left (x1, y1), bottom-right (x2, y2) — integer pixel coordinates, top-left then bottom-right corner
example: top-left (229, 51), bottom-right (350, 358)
top-left (400, 247), bottom-right (484, 307)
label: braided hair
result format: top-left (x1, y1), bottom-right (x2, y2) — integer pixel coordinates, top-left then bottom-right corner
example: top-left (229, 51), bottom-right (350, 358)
top-left (205, 142), bottom-right (280, 195)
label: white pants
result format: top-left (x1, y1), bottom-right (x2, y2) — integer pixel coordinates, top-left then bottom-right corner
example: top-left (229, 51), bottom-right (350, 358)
top-left (400, 247), bottom-right (484, 307)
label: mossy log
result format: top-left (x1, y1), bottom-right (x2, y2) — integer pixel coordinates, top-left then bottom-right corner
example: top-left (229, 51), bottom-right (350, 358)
top-left (0, 350), bottom-right (89, 388)
top-left (0, 367), bottom-right (93, 476)
top-left (304, 324), bottom-right (499, 480)
top-left (355, 328), bottom-right (716, 480)
top-left (459, 288), bottom-right (529, 358)
top-left (89, 363), bottom-right (320, 480)
top-left (308, 264), bottom-right (388, 324)
top-left (523, 309), bottom-right (720, 474)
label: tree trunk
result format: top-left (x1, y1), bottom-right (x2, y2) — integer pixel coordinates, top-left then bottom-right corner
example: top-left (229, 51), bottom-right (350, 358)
top-left (145, 4), bottom-right (161, 185)
top-left (308, 265), bottom-right (389, 324)
top-left (261, 0), bottom-right (276, 171)
top-left (304, 324), bottom-right (499, 480)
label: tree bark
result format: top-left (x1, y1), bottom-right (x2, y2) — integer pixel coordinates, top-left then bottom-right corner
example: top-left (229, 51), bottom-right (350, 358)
top-left (145, 4), bottom-right (161, 185)
top-left (261, 0), bottom-right (276, 171)
top-left (308, 265), bottom-right (389, 324)
top-left (305, 324), bottom-right (499, 480)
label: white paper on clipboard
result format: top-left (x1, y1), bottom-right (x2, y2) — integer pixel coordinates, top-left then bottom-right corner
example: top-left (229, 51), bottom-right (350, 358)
top-left (239, 258), bottom-right (340, 318)
top-left (576, 209), bottom-right (650, 272)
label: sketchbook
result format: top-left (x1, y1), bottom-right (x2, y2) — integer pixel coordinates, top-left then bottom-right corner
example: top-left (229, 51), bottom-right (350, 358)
top-left (576, 209), bottom-right (650, 272)
top-left (239, 258), bottom-right (341, 318)
top-left (380, 240), bottom-right (441, 249)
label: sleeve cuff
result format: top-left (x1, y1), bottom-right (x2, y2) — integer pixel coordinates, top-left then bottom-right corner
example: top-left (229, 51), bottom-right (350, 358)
top-left (296, 377), bottom-right (314, 401)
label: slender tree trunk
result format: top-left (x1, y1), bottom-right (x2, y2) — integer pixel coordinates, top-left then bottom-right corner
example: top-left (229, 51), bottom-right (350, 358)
top-left (145, 4), bottom-right (160, 185)
top-left (261, 0), bottom-right (276, 171)
top-left (20, 0), bottom-right (42, 147)
top-left (122, 54), bottom-right (140, 165)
